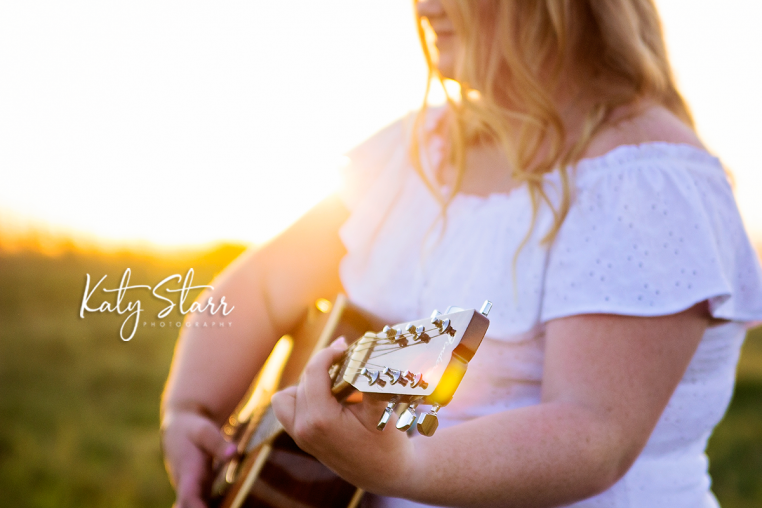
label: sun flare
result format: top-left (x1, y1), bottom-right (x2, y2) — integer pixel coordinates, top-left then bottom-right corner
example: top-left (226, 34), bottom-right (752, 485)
top-left (0, 0), bottom-right (759, 250)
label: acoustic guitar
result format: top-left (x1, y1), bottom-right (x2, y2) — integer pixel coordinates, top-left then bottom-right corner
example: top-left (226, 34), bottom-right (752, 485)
top-left (209, 294), bottom-right (492, 508)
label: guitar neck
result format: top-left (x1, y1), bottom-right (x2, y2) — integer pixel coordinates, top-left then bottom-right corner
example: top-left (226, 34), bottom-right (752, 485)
top-left (243, 404), bottom-right (284, 454)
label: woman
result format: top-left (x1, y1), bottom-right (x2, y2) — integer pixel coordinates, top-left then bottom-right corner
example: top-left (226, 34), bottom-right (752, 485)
top-left (161, 1), bottom-right (762, 507)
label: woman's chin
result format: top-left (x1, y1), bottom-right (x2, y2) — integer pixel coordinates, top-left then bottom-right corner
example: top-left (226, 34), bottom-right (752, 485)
top-left (435, 59), bottom-right (457, 81)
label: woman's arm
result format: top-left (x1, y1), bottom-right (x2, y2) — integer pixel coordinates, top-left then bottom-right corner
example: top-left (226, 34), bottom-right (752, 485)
top-left (272, 303), bottom-right (709, 507)
top-left (161, 194), bottom-right (349, 508)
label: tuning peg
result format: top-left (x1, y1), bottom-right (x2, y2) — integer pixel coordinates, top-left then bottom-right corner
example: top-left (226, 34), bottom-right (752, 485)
top-left (434, 317), bottom-right (453, 335)
top-left (416, 404), bottom-right (441, 437)
top-left (360, 367), bottom-right (385, 386)
top-left (382, 325), bottom-right (395, 338)
top-left (377, 396), bottom-right (400, 431)
top-left (396, 401), bottom-right (420, 432)
top-left (430, 309), bottom-right (442, 327)
top-left (412, 324), bottom-right (431, 343)
top-left (406, 323), bottom-right (417, 335)
top-left (393, 370), bottom-right (411, 386)
top-left (440, 318), bottom-right (454, 335)
top-left (382, 367), bottom-right (402, 385)
top-left (480, 300), bottom-right (493, 316)
top-left (396, 329), bottom-right (409, 347)
top-left (411, 373), bottom-right (428, 389)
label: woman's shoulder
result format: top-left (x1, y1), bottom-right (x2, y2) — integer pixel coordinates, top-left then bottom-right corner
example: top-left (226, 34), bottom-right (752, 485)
top-left (542, 104), bottom-right (762, 323)
top-left (566, 103), bottom-right (724, 184)
top-left (583, 103), bottom-right (705, 160)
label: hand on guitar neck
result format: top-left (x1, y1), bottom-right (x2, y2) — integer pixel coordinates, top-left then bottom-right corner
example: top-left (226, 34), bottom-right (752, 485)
top-left (206, 297), bottom-right (491, 508)
top-left (270, 338), bottom-right (417, 496)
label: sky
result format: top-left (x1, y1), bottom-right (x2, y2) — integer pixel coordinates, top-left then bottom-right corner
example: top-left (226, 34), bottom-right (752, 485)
top-left (0, 0), bottom-right (760, 248)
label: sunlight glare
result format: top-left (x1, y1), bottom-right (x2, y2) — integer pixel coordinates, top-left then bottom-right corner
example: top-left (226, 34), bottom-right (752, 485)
top-left (0, 1), bottom-right (760, 248)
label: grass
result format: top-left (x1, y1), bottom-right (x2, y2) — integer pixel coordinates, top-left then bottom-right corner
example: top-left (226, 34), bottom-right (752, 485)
top-left (0, 244), bottom-right (760, 507)
top-left (708, 327), bottom-right (762, 508)
top-left (0, 245), bottom-right (245, 507)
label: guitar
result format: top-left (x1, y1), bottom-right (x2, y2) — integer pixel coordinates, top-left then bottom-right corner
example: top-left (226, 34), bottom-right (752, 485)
top-left (209, 294), bottom-right (492, 508)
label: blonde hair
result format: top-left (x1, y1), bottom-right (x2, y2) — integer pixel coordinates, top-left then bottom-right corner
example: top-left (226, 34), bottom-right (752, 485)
top-left (411, 0), bottom-right (694, 248)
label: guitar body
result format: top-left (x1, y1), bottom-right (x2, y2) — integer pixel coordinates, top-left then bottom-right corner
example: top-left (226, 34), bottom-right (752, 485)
top-left (213, 432), bottom-right (362, 508)
top-left (211, 295), bottom-right (382, 508)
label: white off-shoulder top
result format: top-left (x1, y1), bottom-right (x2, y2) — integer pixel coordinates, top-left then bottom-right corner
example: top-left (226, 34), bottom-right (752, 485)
top-left (338, 112), bottom-right (762, 508)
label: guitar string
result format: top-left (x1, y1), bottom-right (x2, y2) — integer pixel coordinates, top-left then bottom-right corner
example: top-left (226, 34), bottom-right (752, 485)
top-left (346, 327), bottom-right (450, 354)
top-left (353, 323), bottom-right (444, 344)
top-left (348, 332), bottom-right (450, 356)
top-left (339, 327), bottom-right (452, 361)
top-left (337, 330), bottom-right (454, 379)
top-left (353, 341), bottom-right (433, 358)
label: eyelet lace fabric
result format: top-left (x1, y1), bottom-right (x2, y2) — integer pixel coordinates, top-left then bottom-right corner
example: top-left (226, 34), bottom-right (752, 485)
top-left (338, 113), bottom-right (762, 508)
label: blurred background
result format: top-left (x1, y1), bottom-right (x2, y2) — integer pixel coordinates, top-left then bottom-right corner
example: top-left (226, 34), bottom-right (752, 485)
top-left (0, 1), bottom-right (760, 506)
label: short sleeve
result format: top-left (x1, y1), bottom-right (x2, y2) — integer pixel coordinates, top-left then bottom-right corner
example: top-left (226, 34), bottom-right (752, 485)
top-left (337, 112), bottom-right (421, 271)
top-left (541, 144), bottom-right (762, 323)
top-left (337, 114), bottom-right (412, 212)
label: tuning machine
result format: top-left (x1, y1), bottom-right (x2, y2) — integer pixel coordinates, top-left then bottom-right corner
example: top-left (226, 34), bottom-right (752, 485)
top-left (381, 325), bottom-right (408, 346)
top-left (360, 367), bottom-right (386, 387)
top-left (411, 372), bottom-right (428, 389)
top-left (381, 366), bottom-right (404, 385)
top-left (416, 403), bottom-right (441, 437)
top-left (430, 309), bottom-right (442, 328)
top-left (396, 399), bottom-right (421, 432)
top-left (431, 316), bottom-right (453, 336)
top-left (408, 323), bottom-right (430, 343)
top-left (430, 310), bottom-right (455, 336)
top-left (377, 396), bottom-right (400, 431)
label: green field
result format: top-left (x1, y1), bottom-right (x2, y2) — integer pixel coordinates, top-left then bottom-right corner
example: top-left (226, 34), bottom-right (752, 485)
top-left (0, 244), bottom-right (760, 507)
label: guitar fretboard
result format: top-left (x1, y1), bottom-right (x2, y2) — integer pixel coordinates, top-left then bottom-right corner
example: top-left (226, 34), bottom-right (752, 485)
top-left (245, 404), bottom-right (284, 453)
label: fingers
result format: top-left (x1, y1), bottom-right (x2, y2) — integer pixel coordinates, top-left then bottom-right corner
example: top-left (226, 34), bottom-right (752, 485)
top-left (274, 342), bottom-right (349, 449)
top-left (187, 415), bottom-right (235, 462)
top-left (271, 385), bottom-right (298, 434)
top-left (173, 450), bottom-right (209, 508)
top-left (330, 336), bottom-right (348, 349)
top-left (162, 411), bottom-right (223, 508)
top-left (301, 345), bottom-right (347, 407)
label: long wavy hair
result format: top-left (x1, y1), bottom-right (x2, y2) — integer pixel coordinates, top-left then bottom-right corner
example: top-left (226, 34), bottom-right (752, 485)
top-left (411, 0), bottom-right (694, 249)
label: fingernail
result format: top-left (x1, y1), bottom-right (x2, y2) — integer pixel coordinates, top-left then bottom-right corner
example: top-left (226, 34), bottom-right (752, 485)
top-left (224, 444), bottom-right (237, 458)
top-left (331, 336), bottom-right (348, 349)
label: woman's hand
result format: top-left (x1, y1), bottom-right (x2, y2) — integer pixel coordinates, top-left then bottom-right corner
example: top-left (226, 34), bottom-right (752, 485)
top-left (161, 409), bottom-right (236, 508)
top-left (160, 195), bottom-right (349, 504)
top-left (271, 339), bottom-right (416, 496)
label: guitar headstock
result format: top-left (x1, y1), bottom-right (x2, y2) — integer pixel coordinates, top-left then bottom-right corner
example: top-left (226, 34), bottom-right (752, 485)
top-left (329, 301), bottom-right (492, 436)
